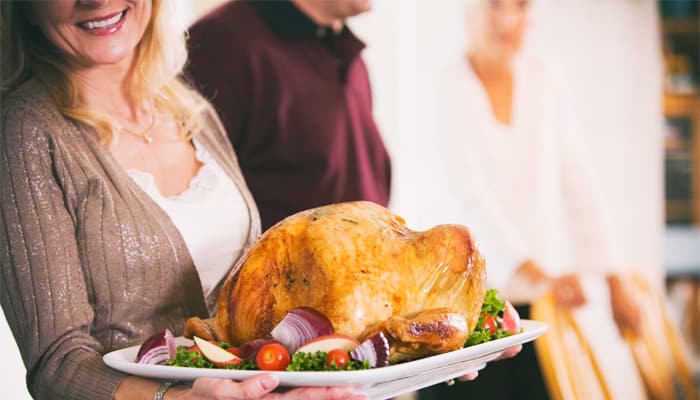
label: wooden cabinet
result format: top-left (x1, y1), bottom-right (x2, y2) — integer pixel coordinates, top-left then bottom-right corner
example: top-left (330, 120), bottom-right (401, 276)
top-left (663, 94), bottom-right (700, 225)
top-left (660, 6), bottom-right (699, 225)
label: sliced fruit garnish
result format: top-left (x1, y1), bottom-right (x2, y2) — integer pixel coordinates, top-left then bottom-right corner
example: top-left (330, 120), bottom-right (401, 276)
top-left (194, 336), bottom-right (243, 367)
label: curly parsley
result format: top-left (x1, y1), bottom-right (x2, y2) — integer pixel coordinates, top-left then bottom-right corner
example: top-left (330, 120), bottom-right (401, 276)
top-left (285, 351), bottom-right (370, 371)
top-left (167, 345), bottom-right (258, 370)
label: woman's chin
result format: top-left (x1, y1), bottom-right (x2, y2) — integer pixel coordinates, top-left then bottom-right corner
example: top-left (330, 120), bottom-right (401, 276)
top-left (74, 48), bottom-right (134, 69)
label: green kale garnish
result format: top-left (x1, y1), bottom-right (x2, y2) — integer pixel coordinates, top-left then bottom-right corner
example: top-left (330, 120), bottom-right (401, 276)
top-left (224, 359), bottom-right (258, 370)
top-left (168, 346), bottom-right (214, 368)
top-left (167, 345), bottom-right (259, 370)
top-left (343, 358), bottom-right (371, 371)
top-left (286, 351), bottom-right (327, 371)
top-left (465, 289), bottom-right (514, 347)
top-left (481, 288), bottom-right (506, 316)
top-left (285, 351), bottom-right (370, 371)
top-left (465, 325), bottom-right (512, 346)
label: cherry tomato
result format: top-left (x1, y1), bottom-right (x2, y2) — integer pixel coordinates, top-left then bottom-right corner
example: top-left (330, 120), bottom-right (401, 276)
top-left (502, 300), bottom-right (521, 334)
top-left (326, 349), bottom-right (350, 369)
top-left (481, 314), bottom-right (498, 335)
top-left (256, 343), bottom-right (290, 371)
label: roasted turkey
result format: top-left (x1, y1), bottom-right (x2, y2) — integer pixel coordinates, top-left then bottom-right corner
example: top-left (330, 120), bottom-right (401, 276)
top-left (185, 201), bottom-right (486, 361)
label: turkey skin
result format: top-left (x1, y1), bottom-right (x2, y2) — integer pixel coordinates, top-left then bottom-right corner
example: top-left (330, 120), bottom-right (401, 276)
top-left (185, 201), bottom-right (486, 361)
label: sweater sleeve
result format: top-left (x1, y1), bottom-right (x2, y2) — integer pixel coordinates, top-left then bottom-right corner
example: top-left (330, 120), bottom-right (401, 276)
top-left (0, 105), bottom-right (127, 400)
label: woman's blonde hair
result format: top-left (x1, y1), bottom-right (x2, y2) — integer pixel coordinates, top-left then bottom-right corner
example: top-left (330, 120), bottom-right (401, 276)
top-left (1, 0), bottom-right (207, 143)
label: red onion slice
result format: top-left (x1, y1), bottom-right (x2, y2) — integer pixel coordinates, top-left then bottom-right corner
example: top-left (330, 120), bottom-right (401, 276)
top-left (239, 338), bottom-right (277, 361)
top-left (350, 332), bottom-right (390, 368)
top-left (136, 328), bottom-right (176, 365)
top-left (270, 307), bottom-right (334, 352)
top-left (136, 346), bottom-right (171, 365)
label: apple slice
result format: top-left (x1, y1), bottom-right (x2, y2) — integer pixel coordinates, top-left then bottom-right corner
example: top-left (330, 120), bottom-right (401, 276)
top-left (294, 334), bottom-right (360, 354)
top-left (194, 336), bottom-right (243, 367)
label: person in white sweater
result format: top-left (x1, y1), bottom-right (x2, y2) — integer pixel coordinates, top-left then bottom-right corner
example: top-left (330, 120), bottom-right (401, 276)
top-left (417, 0), bottom-right (641, 398)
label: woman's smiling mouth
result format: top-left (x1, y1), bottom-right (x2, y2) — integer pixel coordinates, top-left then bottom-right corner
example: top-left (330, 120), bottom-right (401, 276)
top-left (77, 9), bottom-right (127, 33)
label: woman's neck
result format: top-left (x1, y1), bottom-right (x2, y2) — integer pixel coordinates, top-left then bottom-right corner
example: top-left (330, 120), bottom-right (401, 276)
top-left (71, 58), bottom-right (143, 123)
top-left (467, 51), bottom-right (515, 126)
top-left (467, 50), bottom-right (513, 84)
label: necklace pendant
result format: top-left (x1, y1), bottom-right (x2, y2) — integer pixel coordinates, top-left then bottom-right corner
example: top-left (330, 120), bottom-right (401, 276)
top-left (120, 110), bottom-right (157, 144)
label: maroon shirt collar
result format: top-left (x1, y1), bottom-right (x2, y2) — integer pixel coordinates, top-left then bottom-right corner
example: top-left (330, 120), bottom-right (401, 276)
top-left (251, 0), bottom-right (366, 63)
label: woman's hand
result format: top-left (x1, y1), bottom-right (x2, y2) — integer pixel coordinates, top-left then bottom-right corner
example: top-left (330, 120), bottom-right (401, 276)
top-left (551, 274), bottom-right (587, 309)
top-left (455, 343), bottom-right (522, 382)
top-left (516, 259), bottom-right (551, 284)
top-left (498, 344), bottom-right (523, 360)
top-left (607, 275), bottom-right (642, 337)
top-left (169, 375), bottom-right (366, 400)
top-left (514, 260), bottom-right (586, 309)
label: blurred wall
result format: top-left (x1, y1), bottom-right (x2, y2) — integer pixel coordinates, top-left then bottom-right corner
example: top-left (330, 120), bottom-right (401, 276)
top-left (0, 313), bottom-right (29, 398)
top-left (528, 0), bottom-right (664, 286)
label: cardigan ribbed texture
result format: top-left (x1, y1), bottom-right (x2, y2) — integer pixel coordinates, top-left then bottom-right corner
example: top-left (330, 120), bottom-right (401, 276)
top-left (0, 80), bottom-right (261, 399)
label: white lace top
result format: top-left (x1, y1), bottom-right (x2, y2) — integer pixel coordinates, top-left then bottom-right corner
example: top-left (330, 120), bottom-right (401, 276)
top-left (127, 140), bottom-right (250, 296)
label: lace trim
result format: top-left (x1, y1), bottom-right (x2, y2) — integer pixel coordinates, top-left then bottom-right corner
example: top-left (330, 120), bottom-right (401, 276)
top-left (126, 139), bottom-right (221, 202)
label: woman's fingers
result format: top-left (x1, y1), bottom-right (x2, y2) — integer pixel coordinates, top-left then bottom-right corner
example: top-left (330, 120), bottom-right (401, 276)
top-left (455, 344), bottom-right (522, 383)
top-left (188, 378), bottom-right (365, 400)
top-left (552, 274), bottom-right (587, 309)
top-left (607, 275), bottom-right (642, 336)
top-left (456, 371), bottom-right (479, 382)
top-left (234, 375), bottom-right (280, 399)
top-left (190, 374), bottom-right (279, 399)
top-left (517, 259), bottom-right (551, 283)
top-left (263, 386), bottom-right (365, 400)
top-left (497, 344), bottom-right (522, 360)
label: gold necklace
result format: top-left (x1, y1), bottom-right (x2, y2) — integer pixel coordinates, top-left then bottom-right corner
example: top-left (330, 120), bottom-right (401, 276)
top-left (120, 112), bottom-right (158, 144)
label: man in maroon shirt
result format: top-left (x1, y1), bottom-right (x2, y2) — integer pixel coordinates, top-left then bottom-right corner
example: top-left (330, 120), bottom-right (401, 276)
top-left (186, 0), bottom-right (391, 230)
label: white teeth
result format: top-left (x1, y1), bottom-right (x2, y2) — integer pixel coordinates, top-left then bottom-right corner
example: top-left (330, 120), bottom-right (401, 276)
top-left (81, 11), bottom-right (124, 30)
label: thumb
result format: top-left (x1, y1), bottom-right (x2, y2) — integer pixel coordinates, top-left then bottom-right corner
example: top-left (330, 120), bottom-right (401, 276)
top-left (232, 374), bottom-right (279, 399)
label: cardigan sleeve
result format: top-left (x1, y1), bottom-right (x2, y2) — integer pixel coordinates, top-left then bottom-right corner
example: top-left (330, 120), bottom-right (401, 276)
top-left (0, 104), bottom-right (126, 400)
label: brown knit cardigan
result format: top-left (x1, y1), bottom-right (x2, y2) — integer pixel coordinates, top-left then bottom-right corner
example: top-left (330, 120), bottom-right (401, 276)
top-left (0, 80), bottom-right (262, 399)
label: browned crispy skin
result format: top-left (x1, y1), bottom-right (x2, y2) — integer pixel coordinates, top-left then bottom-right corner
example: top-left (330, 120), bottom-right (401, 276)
top-left (182, 316), bottom-right (218, 341)
top-left (185, 201), bottom-right (486, 360)
top-left (382, 308), bottom-right (469, 362)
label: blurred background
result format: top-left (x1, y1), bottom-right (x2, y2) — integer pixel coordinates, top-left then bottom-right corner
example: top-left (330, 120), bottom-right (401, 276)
top-left (0, 0), bottom-right (697, 398)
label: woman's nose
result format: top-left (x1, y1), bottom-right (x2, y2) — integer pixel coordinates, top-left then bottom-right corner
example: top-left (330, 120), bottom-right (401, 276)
top-left (77, 0), bottom-right (110, 8)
